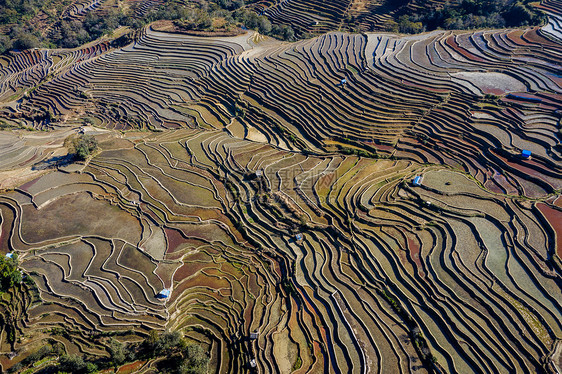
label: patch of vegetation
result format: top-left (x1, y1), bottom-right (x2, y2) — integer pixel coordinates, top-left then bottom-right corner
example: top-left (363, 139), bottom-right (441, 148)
top-left (281, 279), bottom-right (298, 297)
top-left (57, 354), bottom-right (98, 374)
top-left (14, 330), bottom-right (210, 373)
top-left (160, 1), bottom-right (295, 40)
top-left (107, 338), bottom-right (127, 367)
top-left (385, 0), bottom-right (546, 33)
top-left (0, 119), bottom-right (31, 131)
top-left (1, 0), bottom-right (296, 54)
top-left (0, 0), bottom-right (548, 54)
top-left (106, 331), bottom-right (209, 373)
top-left (292, 356), bottom-right (303, 370)
top-left (0, 253), bottom-right (21, 292)
top-left (224, 179), bottom-right (240, 200)
top-left (0, 0), bottom-right (64, 52)
top-left (7, 342), bottom-right (65, 373)
top-left (64, 134), bottom-right (98, 160)
top-left (339, 146), bottom-right (378, 158)
top-left (483, 93), bottom-right (500, 102)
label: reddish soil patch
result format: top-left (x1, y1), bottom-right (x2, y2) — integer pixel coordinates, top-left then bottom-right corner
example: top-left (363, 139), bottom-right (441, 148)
top-left (482, 87), bottom-right (507, 95)
top-left (173, 261), bottom-right (208, 281)
top-left (506, 30), bottom-right (530, 46)
top-left (554, 196), bottom-right (562, 208)
top-left (19, 177), bottom-right (39, 192)
top-left (522, 27), bottom-right (552, 45)
top-left (536, 203), bottom-right (562, 258)
top-left (364, 141), bottom-right (395, 153)
top-left (141, 205), bottom-right (161, 222)
top-left (165, 227), bottom-right (186, 254)
top-left (445, 36), bottom-right (486, 63)
top-left (151, 21), bottom-right (244, 37)
top-left (117, 360), bottom-right (146, 373)
top-left (487, 169), bottom-right (519, 194)
top-left (19, 153), bottom-right (40, 167)
top-left (407, 236), bottom-right (425, 278)
top-left (0, 356), bottom-right (14, 371)
top-left (484, 179), bottom-right (505, 194)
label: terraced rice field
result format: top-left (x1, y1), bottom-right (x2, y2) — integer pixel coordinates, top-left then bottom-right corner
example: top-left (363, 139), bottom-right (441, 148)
top-left (0, 2), bottom-right (561, 373)
top-left (259, 0), bottom-right (436, 34)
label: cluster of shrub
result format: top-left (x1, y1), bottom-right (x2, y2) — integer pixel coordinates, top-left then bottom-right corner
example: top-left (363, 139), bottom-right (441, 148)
top-left (0, 0), bottom-right (43, 52)
top-left (384, 0), bottom-right (546, 34)
top-left (1, 0), bottom-right (545, 54)
top-left (145, 0), bottom-right (295, 40)
top-left (7, 342), bottom-right (65, 373)
top-left (64, 133), bottom-right (98, 160)
top-left (111, 331), bottom-right (209, 373)
top-left (0, 0), bottom-right (46, 25)
top-left (0, 253), bottom-right (21, 292)
top-left (8, 331), bottom-right (208, 374)
top-left (0, 6), bottom-right (145, 53)
top-left (0, 0), bottom-right (296, 54)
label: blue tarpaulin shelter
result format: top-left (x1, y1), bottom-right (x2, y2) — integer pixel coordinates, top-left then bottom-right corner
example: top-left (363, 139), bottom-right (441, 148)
top-left (156, 288), bottom-right (171, 299)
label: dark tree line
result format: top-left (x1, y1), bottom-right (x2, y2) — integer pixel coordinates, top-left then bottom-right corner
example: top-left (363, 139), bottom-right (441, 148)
top-left (8, 331), bottom-right (209, 374)
top-left (145, 0), bottom-right (295, 40)
top-left (386, 0), bottom-right (546, 33)
top-left (0, 0), bottom-right (296, 54)
top-left (1, 0), bottom-right (545, 54)
top-left (0, 0), bottom-right (49, 24)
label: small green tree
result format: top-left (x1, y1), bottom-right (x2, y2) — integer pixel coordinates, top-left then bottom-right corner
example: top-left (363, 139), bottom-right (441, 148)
top-left (0, 253), bottom-right (21, 292)
top-left (154, 331), bottom-right (182, 356)
top-left (75, 135), bottom-right (98, 160)
top-left (179, 343), bottom-right (209, 374)
top-left (13, 34), bottom-right (40, 50)
top-left (65, 134), bottom-right (98, 161)
top-left (58, 354), bottom-right (97, 373)
top-left (108, 338), bottom-right (126, 366)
